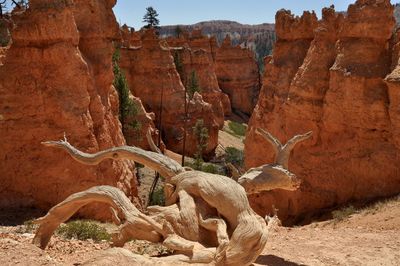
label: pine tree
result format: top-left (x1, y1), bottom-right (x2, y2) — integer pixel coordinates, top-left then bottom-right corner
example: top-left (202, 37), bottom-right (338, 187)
top-left (187, 70), bottom-right (201, 99)
top-left (192, 119), bottom-right (209, 169)
top-left (0, 0), bottom-right (25, 18)
top-left (143, 6), bottom-right (160, 29)
top-left (112, 49), bottom-right (141, 138)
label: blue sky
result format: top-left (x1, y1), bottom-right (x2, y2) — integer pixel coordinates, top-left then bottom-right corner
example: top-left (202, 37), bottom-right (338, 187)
top-left (113, 0), bottom-right (398, 29)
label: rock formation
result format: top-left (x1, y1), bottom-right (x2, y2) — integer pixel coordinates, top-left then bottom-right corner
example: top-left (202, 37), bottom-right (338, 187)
top-left (167, 30), bottom-right (232, 126)
top-left (124, 95), bottom-right (163, 151)
top-left (0, 0), bottom-right (138, 216)
top-left (119, 29), bottom-right (219, 157)
top-left (120, 24), bottom-right (141, 48)
top-left (386, 30), bottom-right (400, 149)
top-left (215, 35), bottom-right (261, 116)
top-left (246, 1), bottom-right (400, 223)
top-left (0, 46), bottom-right (6, 65)
top-left (159, 20), bottom-right (276, 66)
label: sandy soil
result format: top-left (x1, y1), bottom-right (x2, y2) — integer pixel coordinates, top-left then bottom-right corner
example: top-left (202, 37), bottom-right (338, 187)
top-left (256, 197), bottom-right (400, 266)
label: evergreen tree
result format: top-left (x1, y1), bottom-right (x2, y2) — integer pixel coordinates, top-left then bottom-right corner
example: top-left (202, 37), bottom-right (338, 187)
top-left (175, 26), bottom-right (183, 37)
top-left (112, 49), bottom-right (141, 138)
top-left (187, 70), bottom-right (201, 99)
top-left (192, 119), bottom-right (209, 169)
top-left (143, 6), bottom-right (160, 29)
top-left (0, 0), bottom-right (26, 18)
top-left (173, 51), bottom-right (183, 78)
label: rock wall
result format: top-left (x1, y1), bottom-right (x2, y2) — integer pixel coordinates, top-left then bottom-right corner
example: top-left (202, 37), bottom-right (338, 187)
top-left (167, 31), bottom-right (231, 127)
top-left (0, 0), bottom-right (139, 215)
top-left (215, 35), bottom-right (261, 116)
top-left (0, 47), bottom-right (6, 65)
top-left (125, 95), bottom-right (164, 152)
top-left (245, 1), bottom-right (400, 223)
top-left (0, 17), bottom-right (11, 47)
top-left (119, 29), bottom-right (219, 157)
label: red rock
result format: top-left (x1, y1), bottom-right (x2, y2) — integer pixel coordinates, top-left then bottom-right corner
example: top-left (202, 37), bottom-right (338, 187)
top-left (120, 24), bottom-right (141, 48)
top-left (167, 32), bottom-right (231, 127)
top-left (119, 29), bottom-right (219, 157)
top-left (0, 47), bottom-right (6, 65)
top-left (0, 0), bottom-right (139, 217)
top-left (215, 35), bottom-right (261, 116)
top-left (124, 95), bottom-right (164, 152)
top-left (245, 1), bottom-right (399, 223)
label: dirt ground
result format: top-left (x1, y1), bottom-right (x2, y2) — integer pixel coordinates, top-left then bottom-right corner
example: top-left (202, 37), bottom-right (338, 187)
top-left (256, 196), bottom-right (400, 265)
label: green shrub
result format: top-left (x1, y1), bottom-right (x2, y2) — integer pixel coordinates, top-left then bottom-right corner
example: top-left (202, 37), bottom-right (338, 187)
top-left (201, 163), bottom-right (219, 174)
top-left (225, 147), bottom-right (244, 167)
top-left (192, 119), bottom-right (209, 168)
top-left (112, 49), bottom-right (141, 138)
top-left (149, 187), bottom-right (165, 206)
top-left (185, 161), bottom-right (226, 175)
top-left (16, 219), bottom-right (37, 234)
top-left (173, 50), bottom-right (183, 78)
top-left (56, 220), bottom-right (111, 241)
top-left (228, 121), bottom-right (247, 137)
top-left (331, 206), bottom-right (357, 221)
top-left (201, 163), bottom-right (226, 175)
top-left (187, 71), bottom-right (201, 99)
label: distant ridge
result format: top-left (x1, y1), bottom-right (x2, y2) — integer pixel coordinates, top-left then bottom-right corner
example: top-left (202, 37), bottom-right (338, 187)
top-left (160, 20), bottom-right (276, 70)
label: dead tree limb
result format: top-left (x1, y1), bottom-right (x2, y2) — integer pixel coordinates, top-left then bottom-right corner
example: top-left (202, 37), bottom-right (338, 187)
top-left (256, 128), bottom-right (312, 169)
top-left (42, 136), bottom-right (184, 181)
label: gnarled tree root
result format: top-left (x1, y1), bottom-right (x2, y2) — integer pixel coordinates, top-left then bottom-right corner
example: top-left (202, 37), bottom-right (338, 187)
top-left (32, 186), bottom-right (218, 264)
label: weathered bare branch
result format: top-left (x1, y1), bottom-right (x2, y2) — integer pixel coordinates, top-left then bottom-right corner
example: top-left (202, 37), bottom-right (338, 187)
top-left (32, 186), bottom-right (164, 249)
top-left (256, 128), bottom-right (312, 169)
top-left (42, 137), bottom-right (184, 181)
top-left (256, 128), bottom-right (282, 156)
top-left (238, 165), bottom-right (300, 194)
top-left (146, 128), bottom-right (162, 154)
top-left (278, 131), bottom-right (312, 169)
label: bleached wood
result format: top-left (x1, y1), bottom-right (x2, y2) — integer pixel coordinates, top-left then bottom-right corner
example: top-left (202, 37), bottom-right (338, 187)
top-left (256, 128), bottom-right (312, 169)
top-left (41, 137), bottom-right (184, 180)
top-left (35, 130), bottom-right (310, 265)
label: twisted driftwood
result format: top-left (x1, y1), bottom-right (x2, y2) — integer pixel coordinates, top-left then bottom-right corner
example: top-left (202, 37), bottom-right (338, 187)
top-left (238, 129), bottom-right (312, 194)
top-left (42, 135), bottom-right (184, 181)
top-left (255, 128), bottom-right (313, 170)
top-left (34, 129), bottom-right (311, 265)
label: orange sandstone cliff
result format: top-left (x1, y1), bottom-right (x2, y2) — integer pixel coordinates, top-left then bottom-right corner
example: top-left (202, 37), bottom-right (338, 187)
top-left (215, 35), bottom-right (261, 116)
top-left (119, 29), bottom-right (219, 157)
top-left (245, 1), bottom-right (400, 223)
top-left (167, 30), bottom-right (231, 127)
top-left (0, 0), bottom-right (138, 213)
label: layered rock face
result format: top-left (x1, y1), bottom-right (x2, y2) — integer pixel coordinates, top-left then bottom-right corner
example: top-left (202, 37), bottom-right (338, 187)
top-left (215, 35), bottom-right (261, 116)
top-left (125, 95), bottom-right (164, 152)
top-left (0, 0), bottom-right (138, 214)
top-left (0, 47), bottom-right (6, 65)
top-left (386, 30), bottom-right (400, 149)
top-left (245, 1), bottom-right (400, 223)
top-left (0, 17), bottom-right (11, 65)
top-left (119, 29), bottom-right (219, 157)
top-left (167, 31), bottom-right (231, 126)
top-left (120, 24), bottom-right (141, 48)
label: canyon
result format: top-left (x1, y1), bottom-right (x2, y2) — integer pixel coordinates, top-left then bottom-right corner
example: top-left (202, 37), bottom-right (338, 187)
top-left (0, 0), bottom-right (263, 216)
top-left (245, 0), bottom-right (400, 223)
top-left (0, 0), bottom-right (400, 264)
top-left (0, 0), bottom-right (399, 225)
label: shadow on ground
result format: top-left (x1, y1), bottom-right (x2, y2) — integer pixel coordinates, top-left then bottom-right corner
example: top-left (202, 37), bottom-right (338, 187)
top-left (255, 255), bottom-right (306, 266)
top-left (0, 207), bottom-right (45, 226)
